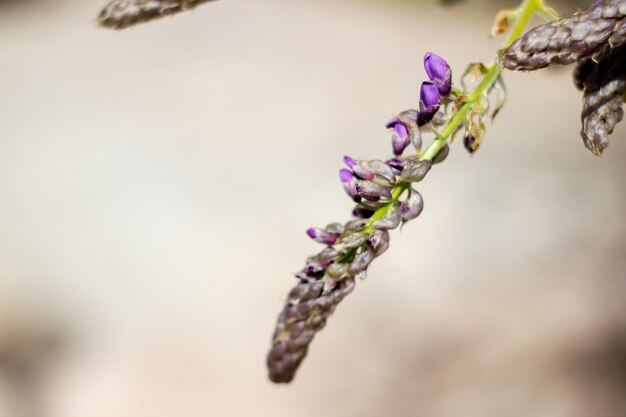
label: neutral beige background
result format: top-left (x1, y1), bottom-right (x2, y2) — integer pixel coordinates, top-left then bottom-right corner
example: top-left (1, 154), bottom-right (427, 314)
top-left (0, 1), bottom-right (625, 416)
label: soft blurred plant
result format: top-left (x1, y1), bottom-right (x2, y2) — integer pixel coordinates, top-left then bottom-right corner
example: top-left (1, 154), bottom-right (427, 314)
top-left (97, 0), bottom-right (216, 29)
top-left (267, 0), bottom-right (626, 384)
top-left (503, 0), bottom-right (626, 154)
top-left (92, 0), bottom-right (626, 384)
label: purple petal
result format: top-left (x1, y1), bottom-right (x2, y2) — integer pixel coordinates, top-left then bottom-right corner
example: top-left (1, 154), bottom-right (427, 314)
top-left (397, 110), bottom-right (420, 124)
top-left (386, 159), bottom-right (405, 173)
top-left (391, 119), bottom-right (411, 156)
top-left (419, 81), bottom-right (441, 123)
top-left (352, 207), bottom-right (375, 219)
top-left (339, 169), bottom-right (360, 201)
top-left (424, 52), bottom-right (452, 96)
top-left (394, 120), bottom-right (410, 139)
top-left (306, 227), bottom-right (338, 245)
top-left (420, 81), bottom-right (441, 108)
top-left (343, 156), bottom-right (374, 181)
top-left (385, 117), bottom-right (400, 129)
top-left (339, 169), bottom-right (354, 184)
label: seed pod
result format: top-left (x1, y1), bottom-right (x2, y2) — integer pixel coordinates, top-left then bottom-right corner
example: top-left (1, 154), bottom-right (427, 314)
top-left (98, 0), bottom-right (216, 29)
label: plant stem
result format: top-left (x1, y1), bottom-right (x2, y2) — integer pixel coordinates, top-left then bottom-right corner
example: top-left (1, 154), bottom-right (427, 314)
top-left (360, 0), bottom-right (557, 235)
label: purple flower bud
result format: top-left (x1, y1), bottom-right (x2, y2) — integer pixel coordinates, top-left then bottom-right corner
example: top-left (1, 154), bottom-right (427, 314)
top-left (385, 158), bottom-right (405, 174)
top-left (392, 120), bottom-right (411, 156)
top-left (339, 169), bottom-right (360, 202)
top-left (352, 207), bottom-right (375, 219)
top-left (343, 155), bottom-right (356, 168)
top-left (386, 118), bottom-right (415, 156)
top-left (362, 160), bottom-right (396, 182)
top-left (424, 52), bottom-right (452, 96)
top-left (419, 81), bottom-right (441, 124)
top-left (356, 180), bottom-right (393, 200)
top-left (344, 155), bottom-right (374, 180)
top-left (306, 227), bottom-right (338, 245)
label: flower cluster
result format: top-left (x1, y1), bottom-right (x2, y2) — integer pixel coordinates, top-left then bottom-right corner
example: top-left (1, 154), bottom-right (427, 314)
top-left (502, 0), bottom-right (626, 155)
top-left (384, 53), bottom-right (453, 156)
top-left (98, 0), bottom-right (215, 29)
top-left (267, 53), bottom-right (453, 384)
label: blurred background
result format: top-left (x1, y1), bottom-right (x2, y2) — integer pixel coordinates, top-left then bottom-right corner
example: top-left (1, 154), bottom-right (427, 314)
top-left (0, 0), bottom-right (625, 416)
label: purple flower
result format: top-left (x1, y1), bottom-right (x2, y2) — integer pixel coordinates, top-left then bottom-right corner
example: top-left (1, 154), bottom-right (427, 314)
top-left (352, 207), bottom-right (375, 219)
top-left (385, 158), bottom-right (405, 174)
top-left (343, 155), bottom-right (374, 180)
top-left (418, 81), bottom-right (441, 124)
top-left (306, 227), bottom-right (338, 245)
top-left (424, 52), bottom-right (452, 96)
top-left (386, 118), bottom-right (411, 156)
top-left (339, 169), bottom-right (360, 202)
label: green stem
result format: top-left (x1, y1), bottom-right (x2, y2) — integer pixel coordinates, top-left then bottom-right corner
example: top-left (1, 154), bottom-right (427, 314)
top-left (360, 0), bottom-right (557, 236)
top-left (421, 0), bottom-right (549, 161)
